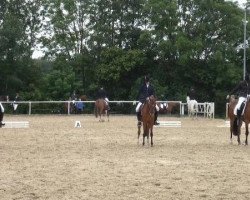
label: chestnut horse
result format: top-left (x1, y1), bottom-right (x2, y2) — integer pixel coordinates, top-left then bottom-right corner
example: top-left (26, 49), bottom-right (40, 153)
top-left (158, 102), bottom-right (180, 115)
top-left (138, 95), bottom-right (156, 146)
top-left (228, 95), bottom-right (249, 145)
top-left (94, 98), bottom-right (109, 122)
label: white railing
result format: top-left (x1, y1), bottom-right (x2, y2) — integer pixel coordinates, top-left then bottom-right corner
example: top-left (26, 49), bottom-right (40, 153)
top-left (0, 100), bottom-right (214, 118)
top-left (181, 102), bottom-right (215, 118)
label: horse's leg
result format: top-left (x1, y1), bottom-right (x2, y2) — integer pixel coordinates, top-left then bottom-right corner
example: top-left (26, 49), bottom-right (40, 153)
top-left (107, 110), bottom-right (109, 122)
top-left (146, 124), bottom-right (149, 145)
top-left (245, 122), bottom-right (249, 145)
top-left (150, 127), bottom-right (153, 147)
top-left (142, 131), bottom-right (145, 146)
top-left (99, 109), bottom-right (102, 122)
top-left (142, 124), bottom-right (146, 146)
top-left (230, 123), bottom-right (233, 144)
top-left (237, 122), bottom-right (241, 145)
top-left (137, 125), bottom-right (141, 145)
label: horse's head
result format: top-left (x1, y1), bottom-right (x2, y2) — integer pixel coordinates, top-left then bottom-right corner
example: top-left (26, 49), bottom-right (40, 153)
top-left (229, 95), bottom-right (237, 103)
top-left (146, 95), bottom-right (156, 115)
top-left (186, 96), bottom-right (190, 103)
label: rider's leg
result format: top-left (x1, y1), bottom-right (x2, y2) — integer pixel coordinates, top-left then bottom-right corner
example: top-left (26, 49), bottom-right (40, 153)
top-left (0, 112), bottom-right (4, 127)
top-left (104, 98), bottom-right (110, 110)
top-left (136, 102), bottom-right (142, 126)
top-left (234, 97), bottom-right (246, 125)
top-left (0, 104), bottom-right (4, 127)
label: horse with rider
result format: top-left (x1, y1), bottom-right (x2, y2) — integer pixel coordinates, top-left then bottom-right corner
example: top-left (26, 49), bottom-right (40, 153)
top-left (94, 87), bottom-right (110, 122)
top-left (135, 76), bottom-right (159, 127)
top-left (227, 73), bottom-right (250, 145)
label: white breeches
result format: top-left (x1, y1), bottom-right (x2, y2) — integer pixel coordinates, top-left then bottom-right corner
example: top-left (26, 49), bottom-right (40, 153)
top-left (135, 102), bottom-right (159, 112)
top-left (13, 104), bottom-right (18, 111)
top-left (0, 103), bottom-right (4, 113)
top-left (104, 98), bottom-right (109, 105)
top-left (160, 102), bottom-right (168, 109)
top-left (234, 96), bottom-right (246, 115)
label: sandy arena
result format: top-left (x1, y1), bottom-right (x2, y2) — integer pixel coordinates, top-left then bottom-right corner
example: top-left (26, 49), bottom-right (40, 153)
top-left (0, 115), bottom-right (249, 200)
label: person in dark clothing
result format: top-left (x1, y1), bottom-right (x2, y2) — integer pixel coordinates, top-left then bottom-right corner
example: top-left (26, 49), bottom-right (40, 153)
top-left (135, 76), bottom-right (159, 126)
top-left (187, 87), bottom-right (196, 101)
top-left (97, 87), bottom-right (110, 110)
top-left (76, 98), bottom-right (85, 114)
top-left (227, 73), bottom-right (250, 124)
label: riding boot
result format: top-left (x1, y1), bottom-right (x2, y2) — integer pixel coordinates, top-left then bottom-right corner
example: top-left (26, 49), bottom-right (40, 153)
top-left (0, 112), bottom-right (4, 127)
top-left (236, 109), bottom-right (241, 126)
top-left (137, 112), bottom-right (142, 126)
top-left (154, 111), bottom-right (159, 125)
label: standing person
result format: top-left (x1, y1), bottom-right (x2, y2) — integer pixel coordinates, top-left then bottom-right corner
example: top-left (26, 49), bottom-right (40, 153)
top-left (227, 73), bottom-right (250, 125)
top-left (13, 92), bottom-right (20, 114)
top-left (71, 90), bottom-right (78, 113)
top-left (71, 90), bottom-right (78, 102)
top-left (97, 87), bottom-right (110, 110)
top-left (187, 87), bottom-right (196, 101)
top-left (135, 76), bottom-right (159, 126)
top-left (76, 98), bottom-right (85, 114)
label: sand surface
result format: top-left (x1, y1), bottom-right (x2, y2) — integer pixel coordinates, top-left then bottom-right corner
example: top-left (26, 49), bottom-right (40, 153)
top-left (0, 115), bottom-right (249, 200)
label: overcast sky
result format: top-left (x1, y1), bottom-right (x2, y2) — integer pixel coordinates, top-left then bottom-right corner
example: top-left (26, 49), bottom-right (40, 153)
top-left (233, 0), bottom-right (246, 6)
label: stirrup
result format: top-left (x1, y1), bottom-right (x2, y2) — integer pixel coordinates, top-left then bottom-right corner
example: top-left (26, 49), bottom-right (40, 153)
top-left (137, 121), bottom-right (142, 126)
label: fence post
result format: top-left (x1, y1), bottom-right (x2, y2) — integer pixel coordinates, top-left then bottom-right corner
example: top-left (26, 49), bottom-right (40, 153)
top-left (68, 101), bottom-right (70, 115)
top-left (29, 102), bottom-right (31, 115)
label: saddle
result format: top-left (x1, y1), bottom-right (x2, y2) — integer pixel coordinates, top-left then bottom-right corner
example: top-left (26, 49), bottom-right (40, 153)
top-left (238, 100), bottom-right (247, 116)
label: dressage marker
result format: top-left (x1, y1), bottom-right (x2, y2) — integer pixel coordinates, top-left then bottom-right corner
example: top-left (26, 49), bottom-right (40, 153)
top-left (74, 121), bottom-right (81, 128)
top-left (155, 121), bottom-right (181, 128)
top-left (2, 121), bottom-right (29, 128)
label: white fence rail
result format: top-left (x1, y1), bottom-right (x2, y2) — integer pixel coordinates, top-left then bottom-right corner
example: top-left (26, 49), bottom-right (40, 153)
top-left (0, 100), bottom-right (214, 118)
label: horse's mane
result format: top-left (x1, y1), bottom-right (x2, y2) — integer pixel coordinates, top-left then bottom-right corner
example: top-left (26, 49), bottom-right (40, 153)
top-left (229, 95), bottom-right (237, 103)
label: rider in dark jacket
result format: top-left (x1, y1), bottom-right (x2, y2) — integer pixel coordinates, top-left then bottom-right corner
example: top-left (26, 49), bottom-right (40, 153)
top-left (97, 87), bottom-right (107, 99)
top-left (227, 73), bottom-right (250, 124)
top-left (97, 87), bottom-right (110, 110)
top-left (187, 87), bottom-right (196, 101)
top-left (135, 76), bottom-right (159, 126)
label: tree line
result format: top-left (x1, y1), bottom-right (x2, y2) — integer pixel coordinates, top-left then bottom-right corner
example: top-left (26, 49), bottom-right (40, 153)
top-left (0, 0), bottom-right (250, 116)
